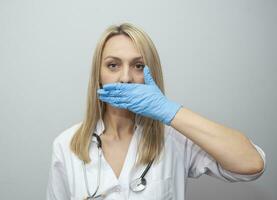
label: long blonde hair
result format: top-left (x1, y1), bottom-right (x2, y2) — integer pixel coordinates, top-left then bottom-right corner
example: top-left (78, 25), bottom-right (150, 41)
top-left (70, 22), bottom-right (166, 165)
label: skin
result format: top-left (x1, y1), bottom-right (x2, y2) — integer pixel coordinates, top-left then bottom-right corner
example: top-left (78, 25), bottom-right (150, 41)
top-left (99, 34), bottom-right (264, 178)
top-left (171, 108), bottom-right (264, 175)
top-left (99, 34), bottom-right (145, 178)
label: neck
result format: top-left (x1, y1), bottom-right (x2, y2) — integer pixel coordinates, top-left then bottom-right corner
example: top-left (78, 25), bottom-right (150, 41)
top-left (103, 105), bottom-right (135, 140)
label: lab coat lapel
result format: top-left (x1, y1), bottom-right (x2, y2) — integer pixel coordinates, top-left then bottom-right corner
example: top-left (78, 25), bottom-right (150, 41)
top-left (118, 123), bottom-right (141, 185)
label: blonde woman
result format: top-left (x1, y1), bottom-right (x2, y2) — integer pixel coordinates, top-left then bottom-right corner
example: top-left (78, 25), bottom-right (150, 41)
top-left (46, 23), bottom-right (266, 200)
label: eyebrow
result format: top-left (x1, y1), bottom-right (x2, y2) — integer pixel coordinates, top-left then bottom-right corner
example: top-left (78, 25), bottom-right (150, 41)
top-left (104, 56), bottom-right (143, 61)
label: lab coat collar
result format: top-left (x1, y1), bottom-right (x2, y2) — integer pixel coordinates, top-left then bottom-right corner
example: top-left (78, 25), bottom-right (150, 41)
top-left (93, 114), bottom-right (142, 138)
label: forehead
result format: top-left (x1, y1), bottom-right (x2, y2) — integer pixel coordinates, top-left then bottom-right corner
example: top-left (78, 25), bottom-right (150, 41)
top-left (102, 34), bottom-right (141, 58)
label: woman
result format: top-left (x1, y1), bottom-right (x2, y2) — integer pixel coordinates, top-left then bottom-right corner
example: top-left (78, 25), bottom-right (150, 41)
top-left (46, 23), bottom-right (266, 200)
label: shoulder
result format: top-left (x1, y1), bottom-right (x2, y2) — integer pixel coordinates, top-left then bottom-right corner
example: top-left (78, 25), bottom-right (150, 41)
top-left (52, 122), bottom-right (83, 155)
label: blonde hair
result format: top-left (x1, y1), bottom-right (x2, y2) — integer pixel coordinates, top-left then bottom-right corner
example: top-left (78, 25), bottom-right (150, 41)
top-left (70, 22), bottom-right (166, 165)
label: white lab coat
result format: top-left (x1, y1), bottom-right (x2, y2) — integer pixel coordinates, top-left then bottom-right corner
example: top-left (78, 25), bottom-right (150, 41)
top-left (46, 115), bottom-right (266, 200)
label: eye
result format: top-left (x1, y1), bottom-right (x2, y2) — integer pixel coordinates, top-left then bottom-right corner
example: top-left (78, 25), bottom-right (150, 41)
top-left (107, 63), bottom-right (118, 69)
top-left (135, 64), bottom-right (145, 70)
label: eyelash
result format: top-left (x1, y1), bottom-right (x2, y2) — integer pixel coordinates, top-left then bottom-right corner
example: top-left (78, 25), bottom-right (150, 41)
top-left (107, 63), bottom-right (145, 70)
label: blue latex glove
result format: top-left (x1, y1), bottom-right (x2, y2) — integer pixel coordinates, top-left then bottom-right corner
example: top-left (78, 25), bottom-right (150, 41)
top-left (97, 66), bottom-right (182, 125)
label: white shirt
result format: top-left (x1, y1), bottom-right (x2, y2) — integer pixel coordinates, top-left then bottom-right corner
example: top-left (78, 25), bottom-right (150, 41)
top-left (46, 116), bottom-right (266, 200)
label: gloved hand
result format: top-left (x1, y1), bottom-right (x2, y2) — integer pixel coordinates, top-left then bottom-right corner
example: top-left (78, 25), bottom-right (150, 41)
top-left (97, 65), bottom-right (182, 125)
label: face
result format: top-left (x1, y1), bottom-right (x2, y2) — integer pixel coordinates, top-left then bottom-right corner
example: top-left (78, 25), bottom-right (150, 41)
top-left (100, 34), bottom-right (145, 87)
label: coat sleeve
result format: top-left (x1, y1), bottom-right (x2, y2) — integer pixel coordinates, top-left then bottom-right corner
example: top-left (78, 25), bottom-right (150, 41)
top-left (46, 139), bottom-right (71, 200)
top-left (186, 138), bottom-right (266, 182)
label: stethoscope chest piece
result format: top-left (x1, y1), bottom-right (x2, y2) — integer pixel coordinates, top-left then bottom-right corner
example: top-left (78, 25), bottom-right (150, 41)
top-left (130, 177), bottom-right (147, 192)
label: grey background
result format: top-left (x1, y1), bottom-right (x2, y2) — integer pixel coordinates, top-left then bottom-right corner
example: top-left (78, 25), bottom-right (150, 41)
top-left (0, 0), bottom-right (276, 199)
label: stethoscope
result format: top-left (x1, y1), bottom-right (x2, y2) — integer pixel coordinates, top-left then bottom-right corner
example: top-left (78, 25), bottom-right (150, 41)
top-left (82, 133), bottom-right (154, 200)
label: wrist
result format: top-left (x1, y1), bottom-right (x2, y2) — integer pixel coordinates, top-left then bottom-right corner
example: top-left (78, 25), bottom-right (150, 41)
top-left (161, 99), bottom-right (183, 125)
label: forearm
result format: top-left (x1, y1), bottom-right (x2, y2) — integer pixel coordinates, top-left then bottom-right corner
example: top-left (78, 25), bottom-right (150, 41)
top-left (170, 107), bottom-right (264, 175)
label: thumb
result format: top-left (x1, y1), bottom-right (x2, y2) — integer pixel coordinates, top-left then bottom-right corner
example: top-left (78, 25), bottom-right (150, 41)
top-left (143, 65), bottom-right (155, 85)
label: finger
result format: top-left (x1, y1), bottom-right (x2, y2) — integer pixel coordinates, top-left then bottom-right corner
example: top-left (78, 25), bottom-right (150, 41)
top-left (106, 90), bottom-right (123, 97)
top-left (98, 88), bottom-right (122, 97)
top-left (98, 95), bottom-right (128, 104)
top-left (98, 88), bottom-right (123, 97)
top-left (98, 96), bottom-right (129, 109)
top-left (102, 83), bottom-right (122, 91)
top-left (98, 90), bottom-right (123, 97)
top-left (110, 102), bottom-right (129, 110)
top-left (97, 89), bottom-right (109, 95)
top-left (143, 65), bottom-right (156, 85)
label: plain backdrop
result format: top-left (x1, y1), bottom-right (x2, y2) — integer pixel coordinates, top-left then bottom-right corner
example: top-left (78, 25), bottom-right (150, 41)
top-left (0, 0), bottom-right (276, 199)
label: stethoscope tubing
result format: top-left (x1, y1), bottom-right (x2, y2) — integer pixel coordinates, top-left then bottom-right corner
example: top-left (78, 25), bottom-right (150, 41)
top-left (83, 133), bottom-right (153, 199)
